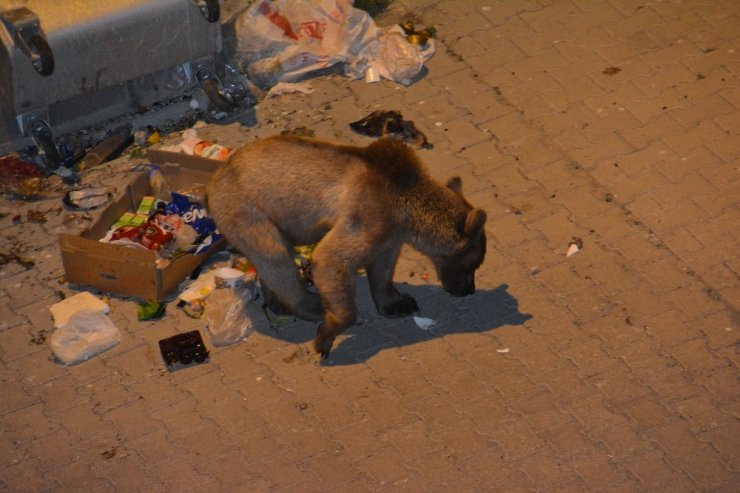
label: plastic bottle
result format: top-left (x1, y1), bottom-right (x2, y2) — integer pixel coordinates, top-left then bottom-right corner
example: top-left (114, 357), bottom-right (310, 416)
top-left (147, 165), bottom-right (171, 202)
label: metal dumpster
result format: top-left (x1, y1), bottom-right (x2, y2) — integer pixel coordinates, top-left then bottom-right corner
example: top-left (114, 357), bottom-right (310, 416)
top-left (0, 0), bottom-right (230, 154)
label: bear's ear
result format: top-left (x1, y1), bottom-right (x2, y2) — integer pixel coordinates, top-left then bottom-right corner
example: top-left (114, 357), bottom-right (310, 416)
top-left (464, 208), bottom-right (487, 238)
top-left (446, 177), bottom-right (463, 195)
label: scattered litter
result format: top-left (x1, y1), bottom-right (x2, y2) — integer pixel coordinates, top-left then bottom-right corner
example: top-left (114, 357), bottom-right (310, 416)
top-left (203, 286), bottom-right (255, 346)
top-left (293, 244), bottom-right (316, 286)
top-left (30, 329), bottom-right (47, 345)
top-left (0, 251), bottom-right (35, 268)
top-left (234, 0), bottom-right (435, 88)
top-left (26, 209), bottom-right (48, 223)
top-left (133, 126), bottom-right (161, 147)
top-left (49, 309), bottom-right (121, 365)
top-left (413, 316), bottom-right (437, 330)
top-left (145, 164), bottom-right (171, 202)
top-left (214, 267), bottom-right (247, 289)
top-left (177, 257), bottom-right (258, 320)
top-left (63, 187), bottom-right (112, 211)
top-left (100, 190), bottom-right (221, 258)
top-left (567, 237), bottom-right (584, 258)
top-left (350, 110), bottom-right (432, 149)
top-left (178, 271), bottom-right (218, 305)
top-left (264, 308), bottom-right (296, 329)
top-left (157, 128), bottom-right (232, 160)
top-left (496, 348), bottom-right (510, 354)
top-left (76, 124), bottom-right (133, 170)
top-left (0, 154), bottom-right (46, 199)
top-left (266, 82), bottom-right (314, 98)
top-left (50, 291), bottom-right (109, 329)
top-left (280, 126), bottom-right (316, 138)
top-left (158, 330), bottom-right (209, 371)
top-left (182, 299), bottom-right (206, 319)
top-left (362, 24), bottom-right (435, 85)
top-left (399, 21), bottom-right (436, 48)
top-left (137, 300), bottom-right (166, 321)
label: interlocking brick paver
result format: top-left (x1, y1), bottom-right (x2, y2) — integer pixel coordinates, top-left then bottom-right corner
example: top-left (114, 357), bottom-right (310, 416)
top-left (675, 445), bottom-right (733, 491)
top-left (2, 0), bottom-right (738, 490)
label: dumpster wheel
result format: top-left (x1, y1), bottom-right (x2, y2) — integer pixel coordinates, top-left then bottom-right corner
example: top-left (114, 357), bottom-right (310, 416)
top-left (198, 0), bottom-right (220, 23)
top-left (201, 78), bottom-right (238, 111)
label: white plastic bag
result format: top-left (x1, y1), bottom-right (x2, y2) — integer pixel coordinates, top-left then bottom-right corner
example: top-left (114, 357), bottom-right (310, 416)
top-left (49, 309), bottom-right (121, 365)
top-left (235, 0), bottom-right (376, 88)
top-left (367, 26), bottom-right (436, 85)
top-left (202, 287), bottom-right (255, 346)
top-left (233, 0), bottom-right (433, 87)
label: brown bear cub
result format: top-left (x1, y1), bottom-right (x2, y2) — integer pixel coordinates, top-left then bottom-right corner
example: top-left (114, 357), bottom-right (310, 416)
top-left (206, 135), bottom-right (487, 358)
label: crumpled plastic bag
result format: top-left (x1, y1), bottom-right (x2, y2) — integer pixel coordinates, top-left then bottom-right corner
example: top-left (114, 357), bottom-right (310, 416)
top-left (234, 0), bottom-right (434, 88)
top-left (49, 309), bottom-right (121, 365)
top-left (202, 287), bottom-right (256, 346)
top-left (361, 26), bottom-right (435, 85)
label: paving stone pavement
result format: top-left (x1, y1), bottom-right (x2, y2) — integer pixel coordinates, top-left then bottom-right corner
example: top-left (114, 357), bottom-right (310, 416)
top-left (1, 1), bottom-right (738, 491)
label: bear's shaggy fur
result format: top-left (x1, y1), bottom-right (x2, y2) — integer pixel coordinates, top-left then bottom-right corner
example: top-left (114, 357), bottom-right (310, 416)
top-left (207, 135), bottom-right (486, 357)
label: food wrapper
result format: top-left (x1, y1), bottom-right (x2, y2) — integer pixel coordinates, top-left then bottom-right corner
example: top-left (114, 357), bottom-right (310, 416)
top-left (164, 193), bottom-right (220, 254)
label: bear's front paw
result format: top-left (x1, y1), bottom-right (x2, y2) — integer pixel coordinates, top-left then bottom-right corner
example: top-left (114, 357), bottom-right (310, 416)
top-left (381, 293), bottom-right (419, 318)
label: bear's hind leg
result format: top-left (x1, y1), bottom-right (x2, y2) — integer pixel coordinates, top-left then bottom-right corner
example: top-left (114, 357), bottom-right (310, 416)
top-left (255, 258), bottom-right (324, 322)
top-left (222, 216), bottom-right (323, 322)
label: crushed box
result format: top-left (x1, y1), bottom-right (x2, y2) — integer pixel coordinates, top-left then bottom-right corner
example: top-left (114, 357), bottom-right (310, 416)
top-left (60, 150), bottom-right (228, 301)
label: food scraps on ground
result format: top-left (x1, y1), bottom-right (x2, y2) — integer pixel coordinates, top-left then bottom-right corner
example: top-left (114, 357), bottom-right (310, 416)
top-left (350, 110), bottom-right (432, 149)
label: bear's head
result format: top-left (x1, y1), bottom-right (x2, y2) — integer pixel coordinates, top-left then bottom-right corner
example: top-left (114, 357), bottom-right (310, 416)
top-left (432, 177), bottom-right (487, 297)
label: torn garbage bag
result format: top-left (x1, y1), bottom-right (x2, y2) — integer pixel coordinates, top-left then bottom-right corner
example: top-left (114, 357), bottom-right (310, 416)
top-left (233, 0), bottom-right (434, 88)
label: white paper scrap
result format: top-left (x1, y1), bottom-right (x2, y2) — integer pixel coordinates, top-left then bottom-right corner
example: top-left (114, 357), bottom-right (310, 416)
top-left (266, 82), bottom-right (314, 98)
top-left (413, 316), bottom-right (437, 330)
top-left (50, 292), bottom-right (110, 329)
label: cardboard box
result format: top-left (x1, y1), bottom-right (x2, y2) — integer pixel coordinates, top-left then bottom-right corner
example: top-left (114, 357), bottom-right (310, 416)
top-left (60, 151), bottom-right (227, 301)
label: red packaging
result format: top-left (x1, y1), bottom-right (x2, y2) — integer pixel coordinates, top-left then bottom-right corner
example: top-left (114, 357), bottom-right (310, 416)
top-left (138, 221), bottom-right (173, 251)
top-left (110, 225), bottom-right (142, 243)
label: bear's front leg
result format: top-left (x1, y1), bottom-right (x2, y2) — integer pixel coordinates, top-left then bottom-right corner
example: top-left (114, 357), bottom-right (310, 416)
top-left (367, 246), bottom-right (419, 318)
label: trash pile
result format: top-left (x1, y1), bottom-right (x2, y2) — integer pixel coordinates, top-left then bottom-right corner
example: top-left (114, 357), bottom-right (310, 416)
top-left (47, 253), bottom-right (261, 368)
top-left (48, 292), bottom-right (120, 365)
top-left (155, 128), bottom-right (232, 160)
top-left (3, 0), bottom-right (443, 370)
top-left (233, 0), bottom-right (435, 88)
top-left (99, 167), bottom-right (221, 263)
top-left (1, 0), bottom-right (436, 182)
